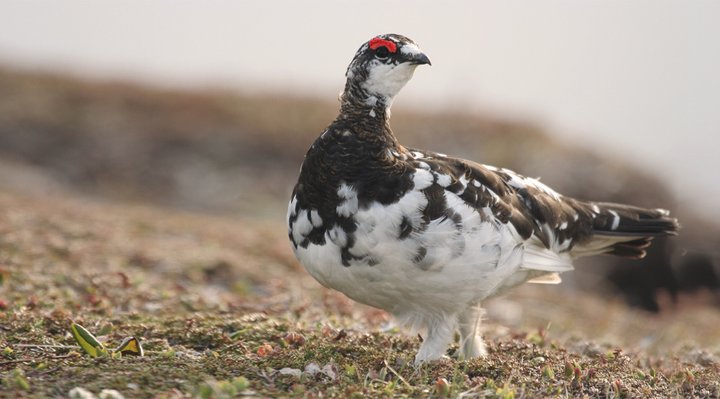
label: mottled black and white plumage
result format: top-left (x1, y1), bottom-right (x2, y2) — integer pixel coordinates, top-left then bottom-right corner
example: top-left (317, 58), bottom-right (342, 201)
top-left (287, 34), bottom-right (679, 364)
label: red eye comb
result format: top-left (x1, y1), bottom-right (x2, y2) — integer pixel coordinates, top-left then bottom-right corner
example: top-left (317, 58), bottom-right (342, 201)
top-left (369, 37), bottom-right (397, 53)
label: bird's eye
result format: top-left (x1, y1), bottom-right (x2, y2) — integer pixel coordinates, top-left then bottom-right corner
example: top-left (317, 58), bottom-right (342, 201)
top-left (375, 46), bottom-right (390, 59)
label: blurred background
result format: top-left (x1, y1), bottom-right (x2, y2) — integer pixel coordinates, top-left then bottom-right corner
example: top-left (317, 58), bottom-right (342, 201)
top-left (0, 1), bottom-right (718, 346)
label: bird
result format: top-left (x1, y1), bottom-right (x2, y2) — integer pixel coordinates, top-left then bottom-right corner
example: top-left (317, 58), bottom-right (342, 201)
top-left (287, 33), bottom-right (679, 364)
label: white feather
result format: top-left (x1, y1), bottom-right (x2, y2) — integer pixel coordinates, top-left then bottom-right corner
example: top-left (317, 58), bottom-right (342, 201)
top-left (434, 172), bottom-right (452, 187)
top-left (291, 209), bottom-right (312, 245)
top-left (361, 61), bottom-right (418, 101)
top-left (609, 210), bottom-right (620, 230)
top-left (412, 169), bottom-right (434, 190)
top-left (336, 183), bottom-right (359, 217)
top-left (310, 209), bottom-right (323, 228)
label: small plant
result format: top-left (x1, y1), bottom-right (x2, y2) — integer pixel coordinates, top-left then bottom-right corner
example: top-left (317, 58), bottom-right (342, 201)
top-left (542, 365), bottom-right (555, 380)
top-left (70, 323), bottom-right (144, 358)
top-left (4, 368), bottom-right (30, 391)
top-left (495, 381), bottom-right (517, 399)
top-left (70, 323), bottom-right (108, 358)
top-left (196, 376), bottom-right (250, 399)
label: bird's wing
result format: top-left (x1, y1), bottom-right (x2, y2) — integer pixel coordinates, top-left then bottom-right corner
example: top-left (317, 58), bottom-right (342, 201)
top-left (404, 148), bottom-right (677, 262)
top-left (406, 149), bottom-right (576, 242)
top-left (400, 148), bottom-right (577, 279)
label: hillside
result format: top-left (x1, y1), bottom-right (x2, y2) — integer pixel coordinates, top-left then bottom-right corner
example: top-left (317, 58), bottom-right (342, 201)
top-left (0, 68), bottom-right (718, 397)
top-left (0, 191), bottom-right (718, 397)
top-left (3, 67), bottom-right (718, 309)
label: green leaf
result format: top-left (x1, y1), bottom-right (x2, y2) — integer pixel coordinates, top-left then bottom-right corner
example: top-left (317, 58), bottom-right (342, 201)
top-left (113, 336), bottom-right (144, 357)
top-left (70, 323), bottom-right (106, 357)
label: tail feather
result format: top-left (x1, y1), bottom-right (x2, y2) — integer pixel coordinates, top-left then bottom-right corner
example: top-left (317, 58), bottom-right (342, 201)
top-left (606, 237), bottom-right (654, 259)
top-left (572, 202), bottom-right (679, 259)
top-left (591, 203), bottom-right (679, 237)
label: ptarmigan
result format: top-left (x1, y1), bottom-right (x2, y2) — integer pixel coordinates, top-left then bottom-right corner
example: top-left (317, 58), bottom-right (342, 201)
top-left (287, 34), bottom-right (679, 364)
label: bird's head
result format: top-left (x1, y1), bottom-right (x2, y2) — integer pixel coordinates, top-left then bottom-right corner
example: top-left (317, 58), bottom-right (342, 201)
top-left (343, 34), bottom-right (431, 108)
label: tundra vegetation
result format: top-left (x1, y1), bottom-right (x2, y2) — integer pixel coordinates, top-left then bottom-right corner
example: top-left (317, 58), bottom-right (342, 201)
top-left (0, 69), bottom-right (718, 398)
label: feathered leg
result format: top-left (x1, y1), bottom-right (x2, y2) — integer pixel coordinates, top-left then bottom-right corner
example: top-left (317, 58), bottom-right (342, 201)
top-left (414, 315), bottom-right (456, 365)
top-left (458, 305), bottom-right (487, 359)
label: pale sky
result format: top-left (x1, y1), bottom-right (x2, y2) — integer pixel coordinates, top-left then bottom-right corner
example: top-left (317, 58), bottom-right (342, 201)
top-left (1, 1), bottom-right (718, 219)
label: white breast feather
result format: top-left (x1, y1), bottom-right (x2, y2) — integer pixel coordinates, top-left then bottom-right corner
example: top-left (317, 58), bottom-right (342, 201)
top-left (294, 181), bottom-right (538, 317)
top-left (291, 209), bottom-right (312, 245)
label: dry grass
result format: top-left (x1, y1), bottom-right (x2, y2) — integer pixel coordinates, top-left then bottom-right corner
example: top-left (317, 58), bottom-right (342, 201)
top-left (0, 192), bottom-right (718, 398)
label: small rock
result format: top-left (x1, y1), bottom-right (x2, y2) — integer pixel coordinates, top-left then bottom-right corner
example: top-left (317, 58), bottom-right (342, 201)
top-left (279, 368), bottom-right (302, 378)
top-left (304, 362), bottom-right (321, 376)
top-left (68, 387), bottom-right (97, 399)
top-left (99, 390), bottom-right (125, 399)
top-left (321, 364), bottom-right (337, 381)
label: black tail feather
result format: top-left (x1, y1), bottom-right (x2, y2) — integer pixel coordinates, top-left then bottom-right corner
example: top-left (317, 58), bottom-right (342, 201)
top-left (591, 202), bottom-right (679, 237)
top-left (606, 237), bottom-right (654, 259)
top-left (577, 202), bottom-right (679, 259)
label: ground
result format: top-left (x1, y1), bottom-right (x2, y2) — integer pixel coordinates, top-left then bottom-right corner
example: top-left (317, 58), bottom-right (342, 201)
top-left (0, 69), bottom-right (718, 398)
top-left (1, 192), bottom-right (718, 398)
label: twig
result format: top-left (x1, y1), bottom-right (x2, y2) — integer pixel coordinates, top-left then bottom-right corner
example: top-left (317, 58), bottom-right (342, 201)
top-left (256, 369), bottom-right (275, 385)
top-left (50, 354), bottom-right (77, 360)
top-left (383, 359), bottom-right (411, 387)
top-left (0, 358), bottom-right (34, 366)
top-left (457, 385), bottom-right (482, 398)
top-left (14, 344), bottom-right (79, 350)
top-left (222, 341), bottom-right (247, 351)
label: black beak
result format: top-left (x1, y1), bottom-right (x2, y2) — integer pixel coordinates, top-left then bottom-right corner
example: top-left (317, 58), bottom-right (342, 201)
top-left (410, 52), bottom-right (432, 66)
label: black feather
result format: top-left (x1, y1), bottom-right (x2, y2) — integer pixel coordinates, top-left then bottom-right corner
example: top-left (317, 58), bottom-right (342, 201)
top-left (591, 202), bottom-right (679, 237)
